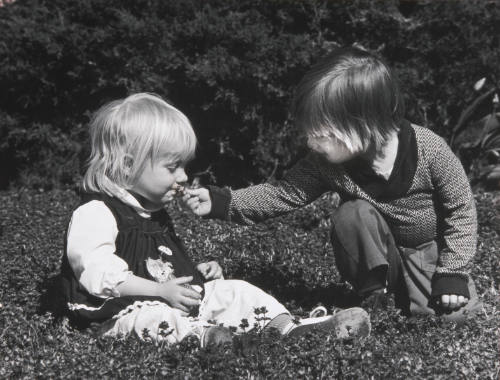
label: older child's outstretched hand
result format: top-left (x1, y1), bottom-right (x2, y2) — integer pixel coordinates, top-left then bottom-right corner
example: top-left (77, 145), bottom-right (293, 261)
top-left (439, 294), bottom-right (468, 312)
top-left (182, 188), bottom-right (212, 216)
top-left (197, 261), bottom-right (223, 280)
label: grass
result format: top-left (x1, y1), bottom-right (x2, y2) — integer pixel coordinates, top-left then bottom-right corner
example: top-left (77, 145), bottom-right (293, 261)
top-left (0, 188), bottom-right (498, 379)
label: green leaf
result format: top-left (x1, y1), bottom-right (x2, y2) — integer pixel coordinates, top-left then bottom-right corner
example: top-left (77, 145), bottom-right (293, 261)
top-left (480, 113), bottom-right (500, 149)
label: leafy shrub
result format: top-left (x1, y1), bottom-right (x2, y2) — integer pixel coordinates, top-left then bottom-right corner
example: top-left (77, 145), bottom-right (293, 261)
top-left (451, 77), bottom-right (500, 188)
top-left (0, 0), bottom-right (500, 188)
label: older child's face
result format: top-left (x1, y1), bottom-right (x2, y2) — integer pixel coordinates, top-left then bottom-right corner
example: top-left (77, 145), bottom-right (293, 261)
top-left (132, 154), bottom-right (188, 209)
top-left (307, 135), bottom-right (357, 164)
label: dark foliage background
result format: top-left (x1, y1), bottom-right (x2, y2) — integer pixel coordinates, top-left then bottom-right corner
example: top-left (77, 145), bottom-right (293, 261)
top-left (1, 0), bottom-right (499, 189)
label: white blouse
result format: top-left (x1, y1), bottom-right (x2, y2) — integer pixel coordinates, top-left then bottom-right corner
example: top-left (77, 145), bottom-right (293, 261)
top-left (66, 191), bottom-right (157, 298)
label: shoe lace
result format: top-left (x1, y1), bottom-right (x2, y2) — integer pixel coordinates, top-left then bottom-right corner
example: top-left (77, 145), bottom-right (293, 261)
top-left (308, 306), bottom-right (327, 318)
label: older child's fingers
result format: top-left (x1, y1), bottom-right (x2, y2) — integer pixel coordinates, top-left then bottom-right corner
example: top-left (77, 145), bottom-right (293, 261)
top-left (186, 188), bottom-right (205, 198)
top-left (459, 296), bottom-right (469, 306)
top-left (187, 197), bottom-right (199, 207)
top-left (186, 196), bottom-right (200, 209)
top-left (440, 294), bottom-right (450, 308)
top-left (449, 294), bottom-right (458, 309)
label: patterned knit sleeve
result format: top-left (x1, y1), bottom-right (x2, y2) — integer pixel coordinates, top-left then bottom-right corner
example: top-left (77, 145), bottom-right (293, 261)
top-left (210, 153), bottom-right (330, 225)
top-left (428, 135), bottom-right (477, 298)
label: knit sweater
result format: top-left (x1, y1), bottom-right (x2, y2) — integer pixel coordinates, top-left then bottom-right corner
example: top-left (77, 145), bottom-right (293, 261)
top-left (208, 124), bottom-right (477, 297)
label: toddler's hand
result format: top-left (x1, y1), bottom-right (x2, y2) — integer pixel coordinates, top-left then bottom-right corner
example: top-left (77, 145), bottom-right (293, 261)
top-left (196, 261), bottom-right (223, 280)
top-left (182, 187), bottom-right (212, 216)
top-left (438, 294), bottom-right (468, 312)
top-left (156, 276), bottom-right (202, 313)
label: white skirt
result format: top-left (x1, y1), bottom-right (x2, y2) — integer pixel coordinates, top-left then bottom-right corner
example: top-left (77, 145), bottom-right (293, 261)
top-left (101, 279), bottom-right (289, 344)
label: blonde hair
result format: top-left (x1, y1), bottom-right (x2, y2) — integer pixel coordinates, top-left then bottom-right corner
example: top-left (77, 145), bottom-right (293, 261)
top-left (82, 93), bottom-right (196, 196)
top-left (292, 47), bottom-right (405, 153)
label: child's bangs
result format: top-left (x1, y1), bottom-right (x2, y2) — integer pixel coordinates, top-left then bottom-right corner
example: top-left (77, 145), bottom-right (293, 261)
top-left (294, 47), bottom-right (404, 153)
top-left (147, 106), bottom-right (197, 165)
top-left (119, 95), bottom-right (195, 165)
top-left (152, 116), bottom-right (196, 165)
top-left (299, 88), bottom-right (364, 152)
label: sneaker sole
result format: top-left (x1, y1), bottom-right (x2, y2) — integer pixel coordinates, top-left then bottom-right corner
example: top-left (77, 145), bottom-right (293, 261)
top-left (289, 307), bottom-right (371, 339)
top-left (200, 326), bottom-right (233, 348)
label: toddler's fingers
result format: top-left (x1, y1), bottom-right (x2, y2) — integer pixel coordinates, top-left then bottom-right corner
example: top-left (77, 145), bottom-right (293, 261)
top-left (174, 276), bottom-right (193, 285)
top-left (201, 268), bottom-right (210, 278)
top-left (182, 287), bottom-right (202, 300)
top-left (196, 262), bottom-right (208, 272)
top-left (180, 297), bottom-right (201, 312)
top-left (173, 302), bottom-right (190, 313)
top-left (214, 267), bottom-right (223, 279)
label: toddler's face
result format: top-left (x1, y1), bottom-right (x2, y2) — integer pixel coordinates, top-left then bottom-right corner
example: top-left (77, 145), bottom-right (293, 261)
top-left (131, 154), bottom-right (188, 209)
top-left (307, 135), bottom-right (357, 164)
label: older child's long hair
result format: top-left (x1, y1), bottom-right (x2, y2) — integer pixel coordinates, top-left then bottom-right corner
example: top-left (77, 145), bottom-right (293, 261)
top-left (83, 93), bottom-right (196, 196)
top-left (292, 47), bottom-right (405, 153)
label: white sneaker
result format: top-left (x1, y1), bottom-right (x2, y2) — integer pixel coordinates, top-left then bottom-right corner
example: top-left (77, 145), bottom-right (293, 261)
top-left (287, 307), bottom-right (371, 339)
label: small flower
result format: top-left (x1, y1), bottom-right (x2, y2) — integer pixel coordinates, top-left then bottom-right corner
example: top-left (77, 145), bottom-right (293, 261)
top-left (239, 318), bottom-right (249, 331)
top-left (253, 306), bottom-right (268, 315)
top-left (159, 321), bottom-right (170, 330)
top-left (141, 328), bottom-right (151, 341)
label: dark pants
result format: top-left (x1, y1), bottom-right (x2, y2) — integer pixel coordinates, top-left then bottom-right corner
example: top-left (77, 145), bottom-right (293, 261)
top-left (331, 200), bottom-right (482, 321)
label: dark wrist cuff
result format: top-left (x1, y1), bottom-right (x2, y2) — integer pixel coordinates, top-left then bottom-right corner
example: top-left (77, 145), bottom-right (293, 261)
top-left (206, 185), bottom-right (231, 220)
top-left (431, 273), bottom-right (470, 298)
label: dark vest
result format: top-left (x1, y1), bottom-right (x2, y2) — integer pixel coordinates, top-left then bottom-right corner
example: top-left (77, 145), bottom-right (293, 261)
top-left (60, 193), bottom-right (204, 327)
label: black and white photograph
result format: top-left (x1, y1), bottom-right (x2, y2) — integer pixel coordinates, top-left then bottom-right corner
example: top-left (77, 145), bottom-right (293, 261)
top-left (0, 0), bottom-right (498, 378)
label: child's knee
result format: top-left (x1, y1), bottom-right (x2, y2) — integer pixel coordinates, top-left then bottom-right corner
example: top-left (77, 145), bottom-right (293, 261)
top-left (334, 200), bottom-right (375, 220)
top-left (332, 200), bottom-right (377, 233)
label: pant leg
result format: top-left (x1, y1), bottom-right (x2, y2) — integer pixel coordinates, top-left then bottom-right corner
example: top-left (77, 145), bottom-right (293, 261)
top-left (198, 279), bottom-right (290, 333)
top-left (331, 200), bottom-right (404, 296)
top-left (331, 200), bottom-right (482, 320)
top-left (399, 241), bottom-right (483, 322)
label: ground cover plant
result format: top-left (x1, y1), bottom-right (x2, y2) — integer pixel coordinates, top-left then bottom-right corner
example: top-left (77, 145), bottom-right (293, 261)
top-left (0, 188), bottom-right (498, 378)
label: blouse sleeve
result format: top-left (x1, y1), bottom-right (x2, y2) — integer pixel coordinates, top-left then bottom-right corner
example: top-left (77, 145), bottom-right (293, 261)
top-left (66, 200), bottom-right (132, 298)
